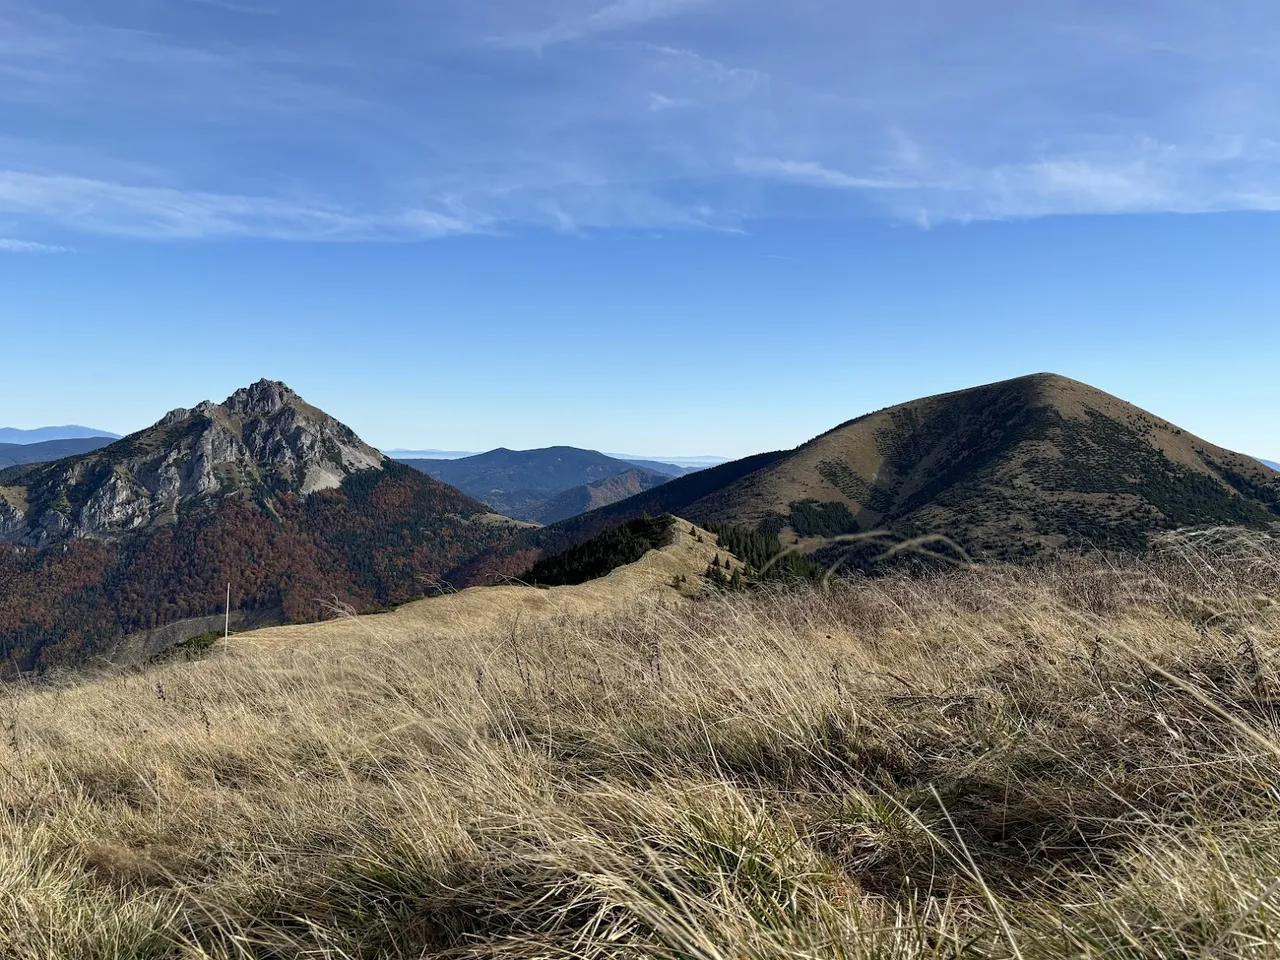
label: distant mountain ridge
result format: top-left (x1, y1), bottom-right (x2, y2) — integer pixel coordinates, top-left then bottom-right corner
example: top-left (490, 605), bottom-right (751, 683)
top-left (607, 454), bottom-right (728, 469)
top-left (387, 447), bottom-right (715, 472)
top-left (1262, 458), bottom-right (1280, 471)
top-left (614, 458), bottom-right (701, 477)
top-left (385, 448), bottom-right (478, 460)
top-left (0, 437), bottom-right (115, 469)
top-left (0, 380), bottom-right (520, 670)
top-left (399, 447), bottom-right (678, 521)
top-left (0, 425), bottom-right (120, 444)
top-left (527, 467), bottom-right (672, 525)
top-left (452, 374), bottom-right (1280, 584)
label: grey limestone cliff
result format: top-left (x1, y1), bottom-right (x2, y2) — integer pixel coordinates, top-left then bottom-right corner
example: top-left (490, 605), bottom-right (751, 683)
top-left (0, 380), bottom-right (385, 547)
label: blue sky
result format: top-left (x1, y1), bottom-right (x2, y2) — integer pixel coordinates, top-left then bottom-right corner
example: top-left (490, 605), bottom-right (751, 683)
top-left (1, 0), bottom-right (1277, 458)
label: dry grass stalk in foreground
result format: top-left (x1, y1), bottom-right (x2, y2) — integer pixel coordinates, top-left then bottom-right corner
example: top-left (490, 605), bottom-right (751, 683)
top-left (1, 528), bottom-right (1279, 958)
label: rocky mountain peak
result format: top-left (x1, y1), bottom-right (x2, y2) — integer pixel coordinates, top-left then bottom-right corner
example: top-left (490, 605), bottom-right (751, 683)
top-left (222, 379), bottom-right (299, 418)
top-left (0, 380), bottom-right (387, 547)
top-left (157, 399), bottom-right (222, 428)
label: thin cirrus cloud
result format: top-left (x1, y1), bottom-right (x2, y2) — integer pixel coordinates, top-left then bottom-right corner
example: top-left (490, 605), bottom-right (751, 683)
top-left (180, 0), bottom-right (280, 14)
top-left (742, 145), bottom-right (1280, 223)
top-left (734, 158), bottom-right (914, 193)
top-left (0, 171), bottom-right (485, 241)
top-left (0, 237), bottom-right (72, 253)
top-left (2, 0), bottom-right (1280, 243)
top-left (492, 0), bottom-right (713, 49)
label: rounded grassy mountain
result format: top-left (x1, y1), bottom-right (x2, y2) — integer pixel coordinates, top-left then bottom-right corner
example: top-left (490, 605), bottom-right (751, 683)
top-left (453, 373), bottom-right (1280, 583)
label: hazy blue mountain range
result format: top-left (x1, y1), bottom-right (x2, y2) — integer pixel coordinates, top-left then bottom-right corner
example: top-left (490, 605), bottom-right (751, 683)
top-left (1261, 458), bottom-right (1280, 471)
top-left (606, 454), bottom-right (728, 469)
top-left (389, 448), bottom-right (721, 472)
top-left (398, 447), bottom-right (678, 521)
top-left (612, 458), bottom-right (701, 477)
top-left (0, 437), bottom-right (115, 469)
top-left (0, 426), bottom-right (120, 444)
top-left (384, 449), bottom-right (479, 460)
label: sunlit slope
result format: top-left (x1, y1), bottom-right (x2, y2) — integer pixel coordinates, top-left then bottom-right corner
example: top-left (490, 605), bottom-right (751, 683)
top-left (455, 373), bottom-right (1280, 582)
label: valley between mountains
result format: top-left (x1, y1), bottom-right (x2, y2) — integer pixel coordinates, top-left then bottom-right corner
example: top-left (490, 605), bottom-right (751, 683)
top-left (396, 446), bottom-right (681, 522)
top-left (1, 372), bottom-right (1276, 671)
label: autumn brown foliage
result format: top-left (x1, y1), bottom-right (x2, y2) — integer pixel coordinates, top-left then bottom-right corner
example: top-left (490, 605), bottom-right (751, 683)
top-left (0, 464), bottom-right (514, 671)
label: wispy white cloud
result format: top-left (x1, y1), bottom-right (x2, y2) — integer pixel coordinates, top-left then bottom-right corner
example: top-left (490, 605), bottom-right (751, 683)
top-left (736, 157), bottom-right (912, 192)
top-left (640, 44), bottom-right (766, 100)
top-left (0, 171), bottom-right (485, 241)
top-left (494, 0), bottom-right (712, 50)
top-left (180, 0), bottom-right (279, 15)
top-left (0, 4), bottom-right (362, 114)
top-left (0, 167), bottom-right (738, 240)
top-left (648, 91), bottom-right (689, 111)
top-left (741, 141), bottom-right (1280, 223)
top-left (4, 0), bottom-right (1280, 240)
top-left (0, 237), bottom-right (71, 253)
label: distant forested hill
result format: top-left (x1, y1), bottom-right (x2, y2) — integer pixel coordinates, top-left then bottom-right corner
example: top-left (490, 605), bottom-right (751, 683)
top-left (0, 426), bottom-right (119, 444)
top-left (528, 468), bottom-right (671, 525)
top-left (400, 447), bottom-right (677, 520)
top-left (0, 437), bottom-right (115, 468)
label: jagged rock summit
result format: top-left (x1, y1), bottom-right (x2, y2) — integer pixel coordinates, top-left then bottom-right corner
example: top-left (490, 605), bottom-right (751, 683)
top-left (0, 380), bottom-right (520, 670)
top-left (0, 379), bottom-right (385, 546)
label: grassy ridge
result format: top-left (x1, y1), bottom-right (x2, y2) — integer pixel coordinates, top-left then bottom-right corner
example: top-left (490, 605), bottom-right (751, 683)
top-left (1, 529), bottom-right (1279, 957)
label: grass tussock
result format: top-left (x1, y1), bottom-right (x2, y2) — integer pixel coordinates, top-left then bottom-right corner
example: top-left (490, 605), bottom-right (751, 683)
top-left (2, 527), bottom-right (1280, 958)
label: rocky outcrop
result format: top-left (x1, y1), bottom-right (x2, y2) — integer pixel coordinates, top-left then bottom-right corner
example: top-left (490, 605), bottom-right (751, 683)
top-left (0, 491), bottom-right (25, 540)
top-left (80, 469), bottom-right (150, 536)
top-left (0, 380), bottom-right (388, 546)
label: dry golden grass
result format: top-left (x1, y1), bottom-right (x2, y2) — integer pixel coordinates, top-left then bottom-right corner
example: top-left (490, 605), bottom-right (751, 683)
top-left (2, 525), bottom-right (1279, 958)
top-left (237, 520), bottom-right (737, 653)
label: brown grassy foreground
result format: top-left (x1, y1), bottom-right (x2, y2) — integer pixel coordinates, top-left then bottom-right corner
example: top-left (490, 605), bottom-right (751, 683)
top-left (2, 528), bottom-right (1280, 958)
